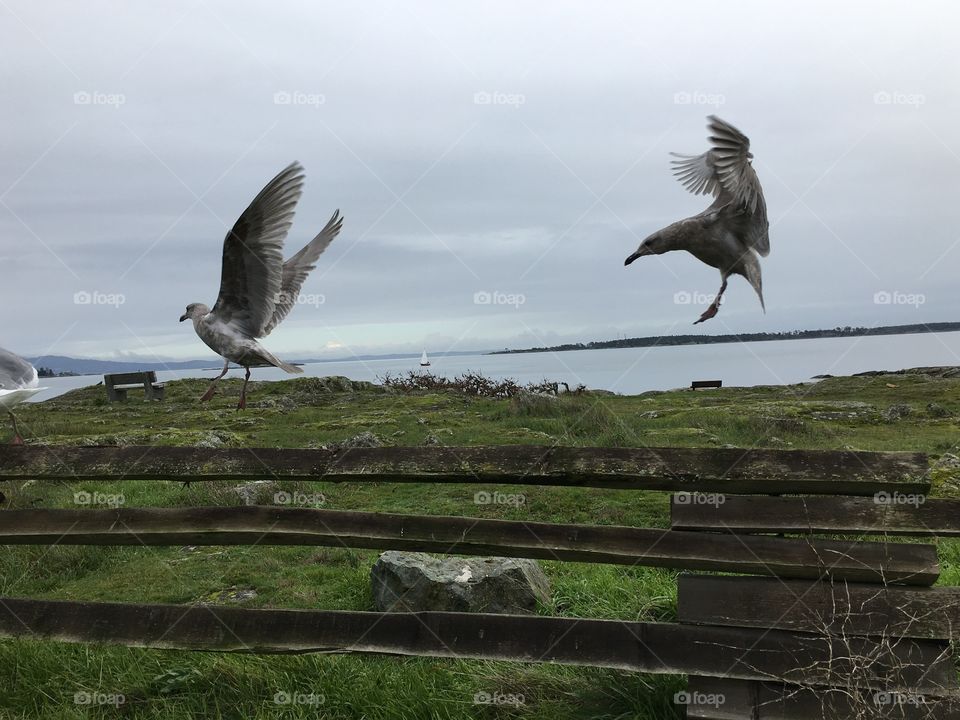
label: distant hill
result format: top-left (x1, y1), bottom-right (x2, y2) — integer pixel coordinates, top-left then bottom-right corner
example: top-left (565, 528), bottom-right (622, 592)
top-left (28, 356), bottom-right (218, 376)
top-left (491, 322), bottom-right (960, 355)
top-left (27, 350), bottom-right (490, 376)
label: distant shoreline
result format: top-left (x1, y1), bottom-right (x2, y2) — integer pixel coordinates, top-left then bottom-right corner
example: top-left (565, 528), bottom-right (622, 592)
top-left (489, 322), bottom-right (960, 355)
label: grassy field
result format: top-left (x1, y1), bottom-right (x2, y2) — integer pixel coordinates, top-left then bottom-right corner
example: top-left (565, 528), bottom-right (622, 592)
top-left (1, 370), bottom-right (959, 719)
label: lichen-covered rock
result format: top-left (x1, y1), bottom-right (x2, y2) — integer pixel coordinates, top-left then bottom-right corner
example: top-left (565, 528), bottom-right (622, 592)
top-left (233, 480), bottom-right (276, 506)
top-left (371, 551), bottom-right (550, 614)
top-left (199, 587), bottom-right (258, 605)
top-left (329, 432), bottom-right (382, 449)
top-left (927, 402), bottom-right (952, 418)
top-left (882, 404), bottom-right (913, 422)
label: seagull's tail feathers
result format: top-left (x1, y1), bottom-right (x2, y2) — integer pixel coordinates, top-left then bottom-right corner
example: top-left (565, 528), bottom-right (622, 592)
top-left (741, 251), bottom-right (765, 314)
top-left (259, 348), bottom-right (303, 375)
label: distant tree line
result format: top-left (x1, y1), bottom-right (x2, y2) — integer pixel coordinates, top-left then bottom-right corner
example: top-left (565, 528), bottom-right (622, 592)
top-left (36, 367), bottom-right (80, 378)
top-left (491, 322), bottom-right (960, 355)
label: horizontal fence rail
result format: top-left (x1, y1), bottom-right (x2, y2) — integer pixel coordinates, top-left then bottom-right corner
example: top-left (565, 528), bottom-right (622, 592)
top-left (0, 445), bottom-right (931, 495)
top-left (678, 575), bottom-right (960, 639)
top-left (0, 598), bottom-right (955, 692)
top-left (0, 507), bottom-right (940, 584)
top-left (685, 676), bottom-right (960, 720)
top-left (671, 495), bottom-right (960, 536)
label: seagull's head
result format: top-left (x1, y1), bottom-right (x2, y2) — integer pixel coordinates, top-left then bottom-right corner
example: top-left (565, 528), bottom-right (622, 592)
top-left (624, 232), bottom-right (667, 266)
top-left (179, 303), bottom-right (209, 323)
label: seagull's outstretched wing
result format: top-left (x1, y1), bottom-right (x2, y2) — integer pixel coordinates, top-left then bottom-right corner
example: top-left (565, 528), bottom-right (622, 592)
top-left (262, 209), bottom-right (343, 337)
top-left (671, 116), bottom-right (768, 255)
top-left (0, 347), bottom-right (38, 391)
top-left (210, 162), bottom-right (305, 338)
top-left (671, 116), bottom-right (764, 212)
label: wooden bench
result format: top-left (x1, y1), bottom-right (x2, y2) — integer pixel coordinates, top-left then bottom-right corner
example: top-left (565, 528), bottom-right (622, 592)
top-left (690, 379), bottom-right (722, 390)
top-left (103, 371), bottom-right (165, 402)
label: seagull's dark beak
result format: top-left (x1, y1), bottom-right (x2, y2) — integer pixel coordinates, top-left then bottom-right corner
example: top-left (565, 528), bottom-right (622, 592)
top-left (179, 314), bottom-right (188, 322)
top-left (624, 247), bottom-right (649, 266)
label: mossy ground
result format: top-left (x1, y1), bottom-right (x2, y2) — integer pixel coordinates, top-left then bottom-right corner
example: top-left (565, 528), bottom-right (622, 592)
top-left (1, 371), bottom-right (958, 719)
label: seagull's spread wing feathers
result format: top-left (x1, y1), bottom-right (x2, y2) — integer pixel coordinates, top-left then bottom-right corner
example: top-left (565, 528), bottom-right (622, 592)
top-left (262, 209), bottom-right (343, 336)
top-left (211, 162), bottom-right (305, 337)
top-left (669, 151), bottom-right (723, 198)
top-left (0, 346), bottom-right (38, 391)
top-left (671, 116), bottom-right (768, 256)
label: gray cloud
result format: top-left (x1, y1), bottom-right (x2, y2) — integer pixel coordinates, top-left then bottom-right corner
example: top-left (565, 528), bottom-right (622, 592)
top-left (2, 0), bottom-right (958, 361)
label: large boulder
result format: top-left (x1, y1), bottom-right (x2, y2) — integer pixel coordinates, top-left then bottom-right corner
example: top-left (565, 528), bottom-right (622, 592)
top-left (371, 551), bottom-right (550, 614)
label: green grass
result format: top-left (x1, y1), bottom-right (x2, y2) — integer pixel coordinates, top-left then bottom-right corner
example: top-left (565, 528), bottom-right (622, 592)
top-left (1, 371), bottom-right (959, 718)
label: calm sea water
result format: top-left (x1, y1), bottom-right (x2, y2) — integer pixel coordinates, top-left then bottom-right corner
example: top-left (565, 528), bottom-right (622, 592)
top-left (30, 332), bottom-right (960, 402)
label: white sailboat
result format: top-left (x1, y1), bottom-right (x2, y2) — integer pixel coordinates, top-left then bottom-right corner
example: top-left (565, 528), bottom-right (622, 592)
top-left (419, 350), bottom-right (431, 367)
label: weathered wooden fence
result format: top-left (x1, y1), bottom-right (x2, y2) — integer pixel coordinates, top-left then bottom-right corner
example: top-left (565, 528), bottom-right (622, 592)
top-left (1, 444), bottom-right (958, 718)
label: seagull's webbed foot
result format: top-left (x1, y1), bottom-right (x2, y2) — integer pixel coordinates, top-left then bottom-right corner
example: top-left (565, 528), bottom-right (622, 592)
top-left (694, 302), bottom-right (720, 324)
top-left (694, 278), bottom-right (727, 325)
top-left (9, 434), bottom-right (24, 446)
top-left (200, 360), bottom-right (230, 403)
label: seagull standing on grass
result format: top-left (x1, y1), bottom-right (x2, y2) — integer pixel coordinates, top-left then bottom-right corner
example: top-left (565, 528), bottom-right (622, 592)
top-left (180, 162), bottom-right (343, 409)
top-left (624, 116), bottom-right (769, 324)
top-left (0, 347), bottom-right (45, 444)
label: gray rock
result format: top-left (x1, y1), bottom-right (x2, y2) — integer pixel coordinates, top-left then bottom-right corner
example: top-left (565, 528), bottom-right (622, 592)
top-left (927, 402), bottom-right (952, 418)
top-left (371, 551), bottom-right (550, 614)
top-left (882, 404), bottom-right (913, 422)
top-left (233, 480), bottom-right (276, 505)
top-left (200, 587), bottom-right (258, 605)
top-left (327, 432), bottom-right (382, 450)
top-left (935, 453), bottom-right (960, 470)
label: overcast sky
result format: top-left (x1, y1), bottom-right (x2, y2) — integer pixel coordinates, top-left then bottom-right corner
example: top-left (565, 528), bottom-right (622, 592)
top-left (2, 1), bottom-right (958, 362)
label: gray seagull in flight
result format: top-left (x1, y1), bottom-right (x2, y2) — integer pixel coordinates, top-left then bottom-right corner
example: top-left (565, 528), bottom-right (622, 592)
top-left (625, 116), bottom-right (769, 324)
top-left (180, 162), bottom-right (343, 409)
top-left (0, 346), bottom-right (45, 444)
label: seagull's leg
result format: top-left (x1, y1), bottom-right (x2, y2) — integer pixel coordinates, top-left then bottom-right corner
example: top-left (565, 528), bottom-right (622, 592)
top-left (8, 412), bottom-right (24, 445)
top-left (200, 359), bottom-right (230, 402)
top-left (237, 366), bottom-right (251, 410)
top-left (694, 277), bottom-right (728, 325)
